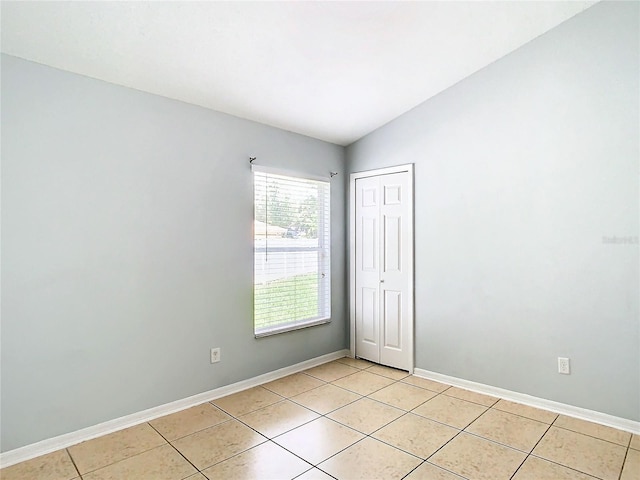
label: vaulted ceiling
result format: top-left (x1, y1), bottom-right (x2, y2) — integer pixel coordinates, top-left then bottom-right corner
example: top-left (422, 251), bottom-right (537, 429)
top-left (1, 1), bottom-right (597, 145)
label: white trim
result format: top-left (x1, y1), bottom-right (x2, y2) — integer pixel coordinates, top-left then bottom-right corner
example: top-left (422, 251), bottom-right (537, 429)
top-left (251, 164), bottom-right (331, 182)
top-left (351, 164), bottom-right (414, 179)
top-left (349, 164), bottom-right (415, 373)
top-left (254, 318), bottom-right (331, 338)
top-left (414, 368), bottom-right (640, 435)
top-left (0, 349), bottom-right (350, 468)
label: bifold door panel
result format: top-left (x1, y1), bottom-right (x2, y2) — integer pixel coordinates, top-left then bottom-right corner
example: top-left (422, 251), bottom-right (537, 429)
top-left (354, 171), bottom-right (411, 370)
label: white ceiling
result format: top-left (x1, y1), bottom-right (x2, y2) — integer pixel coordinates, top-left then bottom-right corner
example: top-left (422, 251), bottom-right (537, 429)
top-left (1, 1), bottom-right (597, 146)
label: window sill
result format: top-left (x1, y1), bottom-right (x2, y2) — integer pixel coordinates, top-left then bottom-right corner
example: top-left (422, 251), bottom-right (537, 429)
top-left (254, 318), bottom-right (331, 338)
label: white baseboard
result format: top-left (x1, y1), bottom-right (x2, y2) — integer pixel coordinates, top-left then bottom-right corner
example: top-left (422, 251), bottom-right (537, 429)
top-left (414, 368), bottom-right (640, 435)
top-left (0, 349), bottom-right (350, 468)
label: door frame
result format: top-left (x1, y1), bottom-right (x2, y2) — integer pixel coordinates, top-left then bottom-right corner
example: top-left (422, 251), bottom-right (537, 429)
top-left (349, 164), bottom-right (415, 373)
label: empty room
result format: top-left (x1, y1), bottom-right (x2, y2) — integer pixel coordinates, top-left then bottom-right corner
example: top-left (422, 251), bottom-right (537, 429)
top-left (1, 1), bottom-right (638, 479)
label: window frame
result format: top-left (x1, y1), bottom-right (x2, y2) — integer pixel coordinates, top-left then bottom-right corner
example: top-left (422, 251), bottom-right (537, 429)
top-left (252, 165), bottom-right (331, 337)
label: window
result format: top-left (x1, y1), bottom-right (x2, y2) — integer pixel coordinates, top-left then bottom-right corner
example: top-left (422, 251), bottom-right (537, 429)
top-left (253, 166), bottom-right (330, 337)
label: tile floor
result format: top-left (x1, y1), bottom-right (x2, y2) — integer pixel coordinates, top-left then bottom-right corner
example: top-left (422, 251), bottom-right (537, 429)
top-left (2, 357), bottom-right (639, 480)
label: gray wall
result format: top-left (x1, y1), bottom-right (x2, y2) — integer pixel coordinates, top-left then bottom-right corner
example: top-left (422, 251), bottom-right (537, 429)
top-left (347, 1), bottom-right (639, 421)
top-left (1, 54), bottom-right (347, 451)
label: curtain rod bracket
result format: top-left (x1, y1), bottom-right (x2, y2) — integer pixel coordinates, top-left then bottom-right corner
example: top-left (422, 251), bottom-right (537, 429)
top-left (330, 172), bottom-right (338, 178)
top-left (249, 156), bottom-right (257, 164)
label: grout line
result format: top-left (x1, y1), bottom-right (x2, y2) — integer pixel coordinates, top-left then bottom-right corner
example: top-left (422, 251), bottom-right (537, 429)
top-left (458, 429), bottom-right (534, 456)
top-left (232, 407), bottom-right (319, 442)
top-left (192, 439), bottom-right (281, 475)
top-left (441, 387), bottom-right (500, 407)
top-left (287, 390), bottom-right (364, 416)
top-left (310, 435), bottom-right (372, 469)
top-left (272, 424), bottom-right (360, 471)
top-left (146, 422), bottom-right (202, 475)
top-left (549, 422), bottom-right (632, 448)
top-left (174, 412), bottom-right (271, 473)
top-left (400, 460), bottom-right (470, 480)
top-left (506, 423), bottom-right (553, 480)
top-left (291, 466), bottom-right (338, 480)
top-left (211, 393), bottom-right (287, 418)
top-left (63, 426), bottom-right (171, 476)
top-left (527, 451), bottom-right (612, 479)
top-left (507, 454), bottom-right (530, 480)
top-left (526, 419), bottom-right (620, 479)
top-left (530, 421), bottom-right (554, 454)
top-left (423, 425), bottom-right (466, 463)
top-left (617, 447), bottom-right (628, 480)
top-left (261, 439), bottom-right (316, 473)
top-left (64, 447), bottom-right (82, 478)
top-left (153, 419), bottom-right (235, 444)
top-left (440, 392), bottom-right (498, 408)
top-left (400, 460), bottom-right (426, 480)
top-left (490, 402), bottom-right (559, 425)
top-left (427, 461), bottom-right (471, 479)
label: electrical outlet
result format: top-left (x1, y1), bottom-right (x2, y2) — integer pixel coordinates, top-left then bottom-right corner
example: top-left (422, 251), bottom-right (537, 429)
top-left (558, 357), bottom-right (570, 375)
top-left (210, 347), bottom-right (221, 364)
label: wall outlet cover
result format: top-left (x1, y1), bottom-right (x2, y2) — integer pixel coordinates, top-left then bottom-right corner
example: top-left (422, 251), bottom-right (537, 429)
top-left (211, 348), bottom-right (221, 364)
top-left (558, 357), bottom-right (570, 375)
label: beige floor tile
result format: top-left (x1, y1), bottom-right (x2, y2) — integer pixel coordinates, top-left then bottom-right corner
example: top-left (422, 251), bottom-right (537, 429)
top-left (274, 417), bottom-right (364, 465)
top-left (304, 361), bottom-right (360, 382)
top-left (185, 475), bottom-right (207, 480)
top-left (318, 437), bottom-right (421, 480)
top-left (532, 426), bottom-right (626, 480)
top-left (81, 444), bottom-right (196, 480)
top-left (372, 413), bottom-right (459, 459)
top-left (238, 399), bottom-right (319, 438)
top-left (443, 387), bottom-right (498, 407)
top-left (212, 386), bottom-right (283, 417)
top-left (68, 423), bottom-right (165, 474)
top-left (331, 370), bottom-right (395, 395)
top-left (466, 408), bottom-right (549, 452)
top-left (369, 382), bottom-right (438, 411)
top-left (262, 373), bottom-right (325, 397)
top-left (335, 356), bottom-right (375, 369)
top-left (401, 376), bottom-right (451, 393)
top-left (200, 441), bottom-right (310, 480)
top-left (0, 449), bottom-right (78, 480)
top-left (290, 383), bottom-right (361, 414)
top-left (327, 397), bottom-right (404, 434)
top-left (429, 432), bottom-right (526, 480)
top-left (412, 394), bottom-right (487, 429)
top-left (366, 364), bottom-right (410, 380)
top-left (631, 434), bottom-right (640, 450)
top-left (512, 455), bottom-right (598, 479)
top-left (404, 462), bottom-right (466, 479)
top-left (621, 448), bottom-right (640, 480)
top-left (294, 467), bottom-right (335, 479)
top-left (172, 419), bottom-right (265, 470)
top-left (553, 415), bottom-right (631, 446)
top-left (149, 403), bottom-right (230, 440)
top-left (492, 399), bottom-right (558, 424)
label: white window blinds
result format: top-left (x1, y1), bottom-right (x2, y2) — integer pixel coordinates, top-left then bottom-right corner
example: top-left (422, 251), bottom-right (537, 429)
top-left (253, 167), bottom-right (331, 337)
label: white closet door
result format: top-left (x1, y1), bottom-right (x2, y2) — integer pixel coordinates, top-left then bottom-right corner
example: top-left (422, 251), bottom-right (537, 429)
top-left (355, 171), bottom-right (411, 370)
top-left (354, 175), bottom-right (381, 363)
